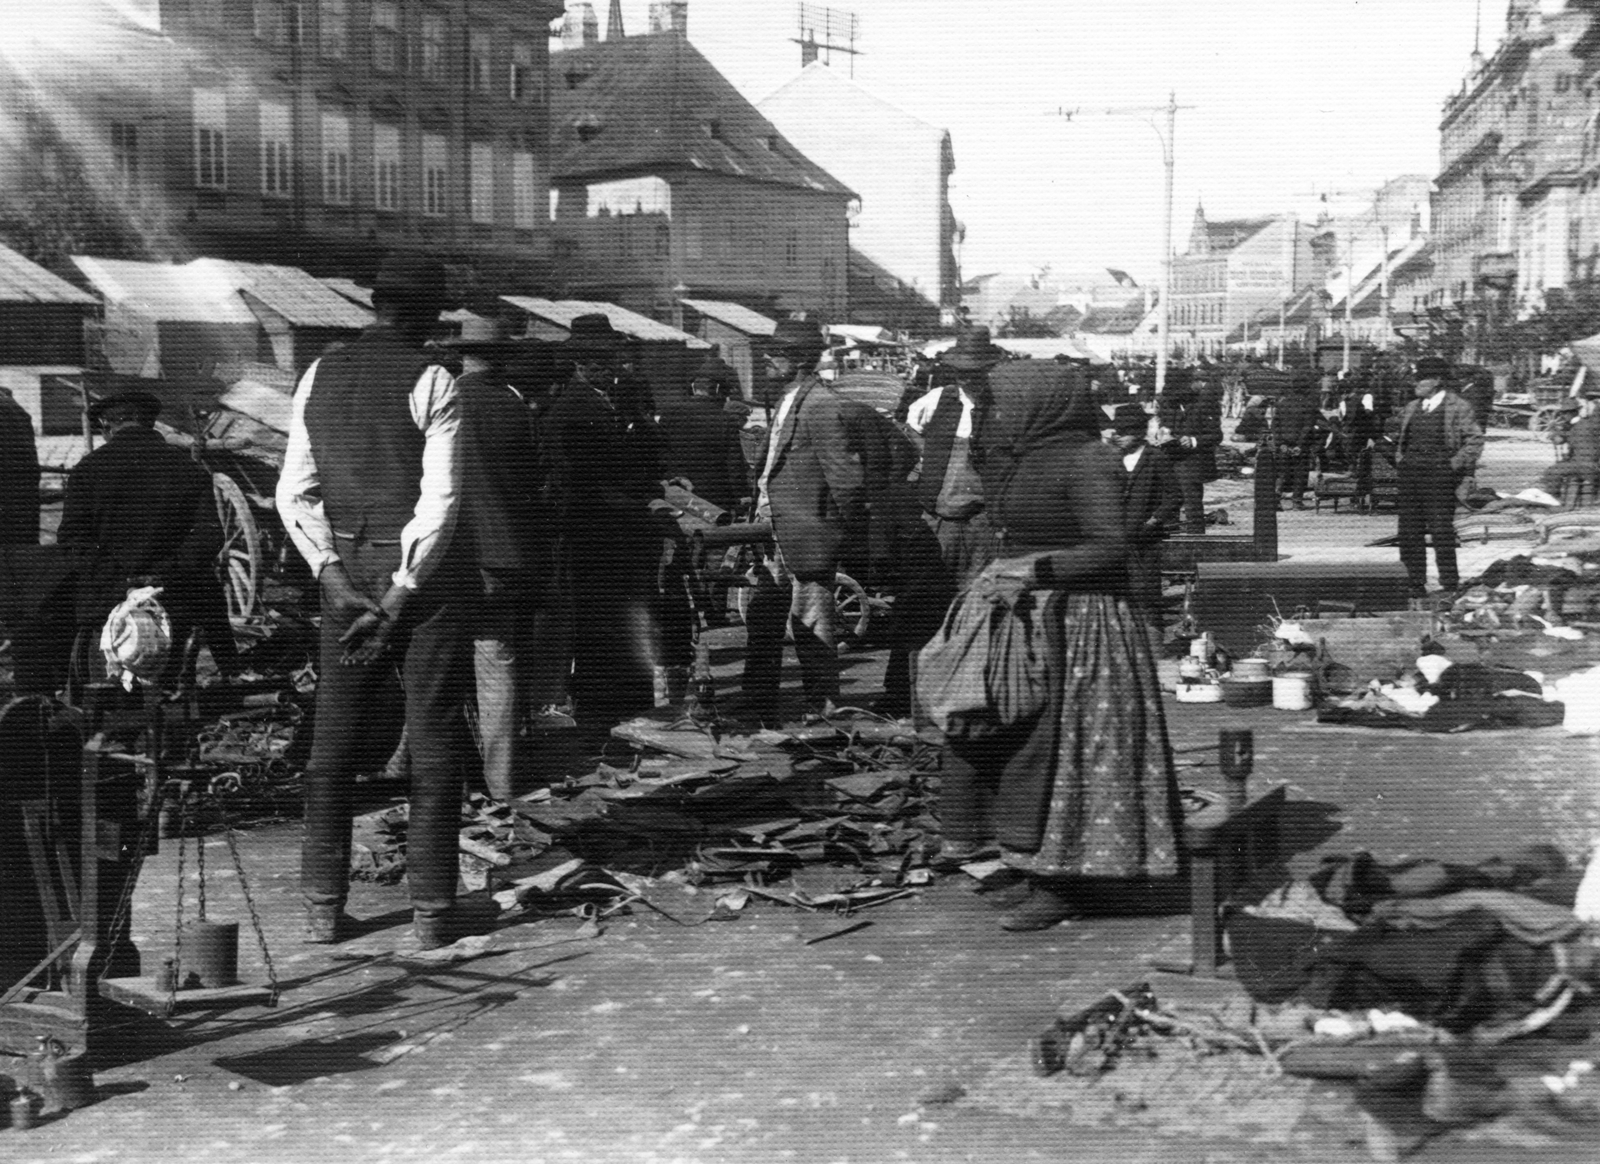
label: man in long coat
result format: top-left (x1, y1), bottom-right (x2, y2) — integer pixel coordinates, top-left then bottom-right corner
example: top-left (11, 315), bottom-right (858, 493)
top-left (737, 319), bottom-right (866, 724)
top-left (1395, 357), bottom-right (1484, 597)
top-left (1156, 367), bottom-right (1223, 533)
top-left (1110, 404), bottom-right (1181, 628)
top-left (0, 385), bottom-right (38, 546)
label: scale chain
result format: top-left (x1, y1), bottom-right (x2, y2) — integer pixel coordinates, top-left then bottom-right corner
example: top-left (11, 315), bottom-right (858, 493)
top-left (218, 805), bottom-right (279, 1006)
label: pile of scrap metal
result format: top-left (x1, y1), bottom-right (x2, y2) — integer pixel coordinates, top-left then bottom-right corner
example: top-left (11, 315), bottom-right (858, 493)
top-left (354, 714), bottom-right (945, 918)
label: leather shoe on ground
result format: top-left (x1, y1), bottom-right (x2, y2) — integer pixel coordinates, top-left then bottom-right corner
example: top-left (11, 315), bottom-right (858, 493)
top-left (978, 878), bottom-right (1035, 911)
top-left (303, 903), bottom-right (357, 944)
top-left (999, 883), bottom-right (1082, 931)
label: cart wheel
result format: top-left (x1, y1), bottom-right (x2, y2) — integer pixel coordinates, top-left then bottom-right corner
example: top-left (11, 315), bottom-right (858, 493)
top-left (1532, 406), bottom-right (1563, 435)
top-left (212, 474), bottom-right (261, 620)
top-left (833, 571), bottom-right (872, 649)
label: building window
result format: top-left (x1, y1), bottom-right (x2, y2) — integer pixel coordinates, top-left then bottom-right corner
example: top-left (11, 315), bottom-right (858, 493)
top-left (192, 88), bottom-right (228, 189)
top-left (321, 110), bottom-right (351, 204)
top-left (584, 176), bottom-right (670, 217)
top-left (422, 132), bottom-right (447, 216)
top-left (510, 42), bottom-right (532, 101)
top-left (319, 0), bottom-right (348, 59)
top-left (786, 231), bottom-right (798, 267)
top-left (111, 121), bottom-right (139, 184)
top-left (512, 150), bottom-right (536, 229)
top-left (420, 11), bottom-right (446, 82)
top-left (259, 100), bottom-right (293, 198)
top-left (372, 0), bottom-right (399, 73)
top-left (470, 29), bottom-right (492, 93)
top-left (373, 122), bottom-right (401, 211)
top-left (254, 0), bottom-right (288, 44)
top-left (470, 142), bottom-right (495, 223)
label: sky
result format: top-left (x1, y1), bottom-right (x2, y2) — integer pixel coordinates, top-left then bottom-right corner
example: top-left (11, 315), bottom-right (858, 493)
top-left (596, 0), bottom-right (1501, 285)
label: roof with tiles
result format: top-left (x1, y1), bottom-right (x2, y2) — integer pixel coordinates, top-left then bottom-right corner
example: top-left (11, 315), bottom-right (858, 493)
top-left (549, 34), bottom-right (854, 198)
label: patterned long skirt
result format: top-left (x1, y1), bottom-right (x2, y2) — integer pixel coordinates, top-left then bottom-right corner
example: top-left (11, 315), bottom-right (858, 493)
top-left (1001, 592), bottom-right (1183, 879)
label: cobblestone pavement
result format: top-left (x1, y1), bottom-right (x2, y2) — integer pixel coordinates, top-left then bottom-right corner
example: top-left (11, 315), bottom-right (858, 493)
top-left (11, 429), bottom-right (1599, 1163)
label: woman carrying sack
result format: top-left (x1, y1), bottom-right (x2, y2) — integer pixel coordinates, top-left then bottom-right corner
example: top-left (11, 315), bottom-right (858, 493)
top-left (939, 376), bottom-right (1184, 931)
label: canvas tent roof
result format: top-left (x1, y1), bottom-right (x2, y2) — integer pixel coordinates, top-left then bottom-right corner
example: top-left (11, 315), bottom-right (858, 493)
top-left (500, 296), bottom-right (710, 347)
top-left (679, 298), bottom-right (776, 337)
top-left (0, 244), bottom-right (96, 306)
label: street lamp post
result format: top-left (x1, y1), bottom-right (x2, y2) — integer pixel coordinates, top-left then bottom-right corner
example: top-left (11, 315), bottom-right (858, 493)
top-left (1053, 92), bottom-right (1192, 392)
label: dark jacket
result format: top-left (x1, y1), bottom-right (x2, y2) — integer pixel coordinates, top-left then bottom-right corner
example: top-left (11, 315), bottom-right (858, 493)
top-left (757, 375), bottom-right (867, 578)
top-left (1396, 391), bottom-right (1485, 474)
top-left (1274, 392), bottom-right (1322, 451)
top-left (545, 380), bottom-right (663, 527)
top-left (1558, 411), bottom-right (1600, 468)
top-left (656, 394), bottom-right (749, 511)
top-left (1158, 387), bottom-right (1223, 482)
top-left (0, 388), bottom-right (39, 546)
top-left (58, 425), bottom-right (221, 622)
top-left (457, 371), bottom-right (546, 576)
top-left (1122, 444), bottom-right (1182, 540)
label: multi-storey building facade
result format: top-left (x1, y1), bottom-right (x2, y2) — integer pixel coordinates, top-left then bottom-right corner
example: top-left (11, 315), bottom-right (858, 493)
top-left (0, 0), bottom-right (563, 285)
top-left (1433, 0), bottom-right (1592, 316)
top-left (548, 24), bottom-right (854, 322)
top-left (1169, 208), bottom-right (1312, 355)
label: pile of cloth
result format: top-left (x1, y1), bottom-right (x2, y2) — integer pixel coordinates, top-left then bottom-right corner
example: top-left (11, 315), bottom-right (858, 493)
top-left (1318, 653), bottom-right (1565, 733)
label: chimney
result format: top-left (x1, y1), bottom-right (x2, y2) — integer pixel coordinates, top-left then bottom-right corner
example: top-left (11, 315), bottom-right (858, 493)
top-left (648, 1), bottom-right (688, 36)
top-left (562, 3), bottom-right (599, 49)
top-left (801, 32), bottom-right (819, 66)
top-left (607, 0), bottom-right (624, 39)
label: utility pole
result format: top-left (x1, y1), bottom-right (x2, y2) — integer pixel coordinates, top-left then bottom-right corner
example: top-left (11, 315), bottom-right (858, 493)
top-left (1052, 92), bottom-right (1193, 392)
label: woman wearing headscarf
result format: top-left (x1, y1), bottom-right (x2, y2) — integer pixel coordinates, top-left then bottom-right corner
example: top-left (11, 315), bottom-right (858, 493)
top-left (946, 375), bottom-right (1183, 931)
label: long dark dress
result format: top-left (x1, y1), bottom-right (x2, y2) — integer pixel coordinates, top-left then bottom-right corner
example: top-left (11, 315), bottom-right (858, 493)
top-left (970, 383), bottom-right (1183, 880)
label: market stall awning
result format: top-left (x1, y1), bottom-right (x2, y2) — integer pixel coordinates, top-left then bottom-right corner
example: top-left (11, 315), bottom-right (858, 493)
top-left (920, 335), bottom-right (1095, 361)
top-left (679, 298), bottom-right (776, 337)
top-left (0, 244), bottom-right (96, 306)
top-left (500, 296), bottom-right (710, 348)
top-left (196, 260), bottom-right (373, 331)
top-left (1571, 331), bottom-right (1600, 378)
top-left (70, 256), bottom-right (257, 324)
top-left (828, 323), bottom-right (901, 347)
top-left (320, 277), bottom-right (373, 308)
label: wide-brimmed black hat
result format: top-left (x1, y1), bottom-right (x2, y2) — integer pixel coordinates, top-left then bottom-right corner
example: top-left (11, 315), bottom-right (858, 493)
top-left (938, 327), bottom-right (1006, 371)
top-left (88, 389), bottom-right (162, 425)
top-left (1413, 356), bottom-right (1451, 382)
top-left (1111, 404), bottom-right (1151, 436)
top-left (767, 317), bottom-right (828, 359)
top-left (371, 253), bottom-right (452, 309)
top-left (440, 314), bottom-right (525, 356)
top-left (564, 313), bottom-right (627, 359)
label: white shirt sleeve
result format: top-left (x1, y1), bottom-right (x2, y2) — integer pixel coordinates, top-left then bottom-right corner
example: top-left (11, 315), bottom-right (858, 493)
top-left (905, 386), bottom-right (944, 433)
top-left (275, 359), bottom-right (339, 580)
top-left (395, 363), bottom-right (462, 590)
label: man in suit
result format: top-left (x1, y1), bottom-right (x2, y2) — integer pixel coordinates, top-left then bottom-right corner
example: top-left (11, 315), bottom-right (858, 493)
top-left (59, 389), bottom-right (235, 680)
top-left (1395, 356), bottom-right (1484, 597)
top-left (277, 254), bottom-right (468, 949)
top-left (445, 314), bottom-right (549, 801)
top-left (543, 314), bottom-right (665, 719)
top-left (1537, 393), bottom-right (1600, 500)
top-left (737, 319), bottom-right (866, 724)
top-left (910, 328), bottom-right (1005, 585)
top-left (1109, 404), bottom-right (1181, 628)
top-left (1156, 367), bottom-right (1223, 533)
top-left (0, 385), bottom-right (38, 546)
top-left (1273, 369), bottom-right (1324, 510)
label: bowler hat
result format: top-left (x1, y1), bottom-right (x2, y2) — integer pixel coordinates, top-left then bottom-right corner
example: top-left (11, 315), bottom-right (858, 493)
top-left (441, 313), bottom-right (525, 356)
top-left (768, 317), bottom-right (828, 359)
top-left (371, 253), bottom-right (452, 309)
top-left (938, 327), bottom-right (1006, 371)
top-left (1111, 404), bottom-right (1151, 436)
top-left (88, 389), bottom-right (162, 425)
top-left (564, 313), bottom-right (626, 359)
top-left (1413, 356), bottom-right (1451, 382)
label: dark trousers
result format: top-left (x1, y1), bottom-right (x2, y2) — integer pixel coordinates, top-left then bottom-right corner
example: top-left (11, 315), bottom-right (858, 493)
top-left (1172, 458), bottom-right (1209, 534)
top-left (742, 553), bottom-right (838, 711)
top-left (1397, 463), bottom-right (1460, 592)
top-left (566, 529), bottom-right (658, 719)
top-left (302, 541), bottom-right (468, 918)
top-left (882, 529), bottom-right (957, 711)
top-left (1125, 540), bottom-right (1166, 628)
top-left (1276, 450), bottom-right (1310, 500)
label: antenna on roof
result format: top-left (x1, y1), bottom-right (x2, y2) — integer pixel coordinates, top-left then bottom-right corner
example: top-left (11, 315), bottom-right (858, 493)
top-left (792, 3), bottom-right (860, 76)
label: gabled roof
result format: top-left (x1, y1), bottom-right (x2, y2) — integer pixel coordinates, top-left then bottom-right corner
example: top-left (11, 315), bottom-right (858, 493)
top-left (0, 243), bottom-right (97, 306)
top-left (680, 297), bottom-right (776, 336)
top-left (549, 35), bottom-right (854, 198)
top-left (760, 61), bottom-right (944, 139)
top-left (499, 296), bottom-right (710, 348)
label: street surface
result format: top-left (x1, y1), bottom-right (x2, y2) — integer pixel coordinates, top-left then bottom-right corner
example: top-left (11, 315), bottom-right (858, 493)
top-left (10, 426), bottom-right (1600, 1164)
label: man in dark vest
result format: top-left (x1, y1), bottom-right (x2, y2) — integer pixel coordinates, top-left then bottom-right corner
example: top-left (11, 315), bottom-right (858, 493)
top-left (1273, 368), bottom-right (1324, 510)
top-left (1156, 366), bottom-right (1223, 533)
top-left (444, 314), bottom-right (549, 801)
top-left (910, 327), bottom-right (1005, 585)
top-left (276, 254), bottom-right (468, 949)
top-left (0, 384), bottom-right (38, 546)
top-left (1109, 403), bottom-right (1180, 629)
top-left (1395, 357), bottom-right (1484, 598)
top-left (59, 389), bottom-right (235, 680)
top-left (737, 318), bottom-right (866, 724)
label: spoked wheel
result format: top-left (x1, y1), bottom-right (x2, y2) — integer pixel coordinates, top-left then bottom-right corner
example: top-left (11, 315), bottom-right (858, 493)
top-left (212, 474), bottom-right (261, 621)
